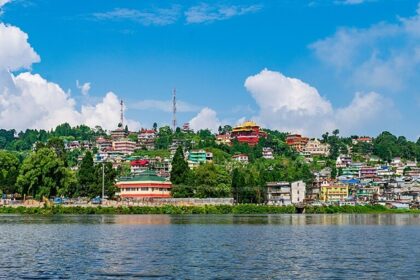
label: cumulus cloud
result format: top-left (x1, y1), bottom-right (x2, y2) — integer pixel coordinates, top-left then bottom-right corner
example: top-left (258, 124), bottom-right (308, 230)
top-left (189, 107), bottom-right (221, 132)
top-left (0, 0), bottom-right (11, 14)
top-left (131, 99), bottom-right (201, 113)
top-left (0, 22), bottom-right (140, 131)
top-left (76, 80), bottom-right (91, 96)
top-left (244, 69), bottom-right (392, 136)
top-left (93, 6), bottom-right (181, 26)
top-left (310, 3), bottom-right (420, 92)
top-left (0, 23), bottom-right (40, 71)
top-left (335, 0), bottom-right (367, 5)
top-left (185, 3), bottom-right (261, 24)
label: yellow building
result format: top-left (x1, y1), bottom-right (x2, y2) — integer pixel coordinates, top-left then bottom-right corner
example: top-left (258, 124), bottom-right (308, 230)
top-left (320, 185), bottom-right (349, 202)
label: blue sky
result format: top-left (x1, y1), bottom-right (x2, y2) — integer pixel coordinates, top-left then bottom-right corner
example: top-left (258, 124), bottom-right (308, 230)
top-left (1, 0), bottom-right (419, 139)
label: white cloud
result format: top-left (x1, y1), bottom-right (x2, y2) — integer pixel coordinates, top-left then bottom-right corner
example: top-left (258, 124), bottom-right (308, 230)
top-left (131, 99), bottom-right (201, 113)
top-left (0, 0), bottom-right (11, 14)
top-left (189, 107), bottom-right (221, 132)
top-left (0, 23), bottom-right (40, 71)
top-left (310, 3), bottom-right (420, 92)
top-left (185, 3), bottom-right (261, 24)
top-left (93, 6), bottom-right (181, 26)
top-left (244, 69), bottom-right (392, 136)
top-left (0, 0), bottom-right (11, 7)
top-left (0, 22), bottom-right (140, 131)
top-left (81, 92), bottom-right (140, 131)
top-left (76, 80), bottom-right (91, 96)
top-left (335, 0), bottom-right (366, 5)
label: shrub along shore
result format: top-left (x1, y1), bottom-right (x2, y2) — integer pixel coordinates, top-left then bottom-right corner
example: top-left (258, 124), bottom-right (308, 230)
top-left (0, 204), bottom-right (419, 215)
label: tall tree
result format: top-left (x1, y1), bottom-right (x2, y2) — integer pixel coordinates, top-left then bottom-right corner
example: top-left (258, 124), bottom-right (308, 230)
top-left (170, 146), bottom-right (190, 185)
top-left (77, 151), bottom-right (96, 197)
top-left (0, 151), bottom-right (20, 194)
top-left (16, 148), bottom-right (71, 199)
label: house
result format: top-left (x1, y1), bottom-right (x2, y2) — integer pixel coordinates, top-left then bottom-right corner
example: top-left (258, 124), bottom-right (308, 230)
top-left (262, 147), bottom-right (274, 159)
top-left (112, 139), bottom-right (136, 155)
top-left (137, 129), bottom-right (156, 150)
top-left (266, 181), bottom-right (306, 205)
top-left (320, 185), bottom-right (349, 202)
top-left (266, 182), bottom-right (291, 206)
top-left (96, 137), bottom-right (112, 151)
top-left (216, 133), bottom-right (231, 146)
top-left (110, 127), bottom-right (127, 140)
top-left (302, 139), bottom-right (330, 157)
top-left (115, 170), bottom-right (172, 199)
top-left (232, 154), bottom-right (249, 164)
top-left (187, 149), bottom-right (213, 168)
top-left (352, 136), bottom-right (373, 145)
top-left (286, 134), bottom-right (309, 152)
top-left (336, 155), bottom-right (352, 168)
top-left (291, 181), bottom-right (306, 204)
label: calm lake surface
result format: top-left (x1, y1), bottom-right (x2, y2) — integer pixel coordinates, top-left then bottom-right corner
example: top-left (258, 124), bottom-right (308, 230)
top-left (0, 214), bottom-right (419, 279)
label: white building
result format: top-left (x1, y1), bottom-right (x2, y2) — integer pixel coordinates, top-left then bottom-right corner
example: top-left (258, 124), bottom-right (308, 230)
top-left (232, 154), bottom-right (249, 164)
top-left (303, 139), bottom-right (330, 157)
top-left (266, 181), bottom-right (306, 206)
top-left (291, 180), bottom-right (306, 204)
top-left (262, 147), bottom-right (274, 159)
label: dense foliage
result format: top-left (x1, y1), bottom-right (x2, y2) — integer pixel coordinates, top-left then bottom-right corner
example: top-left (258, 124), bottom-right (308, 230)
top-left (1, 122), bottom-right (419, 201)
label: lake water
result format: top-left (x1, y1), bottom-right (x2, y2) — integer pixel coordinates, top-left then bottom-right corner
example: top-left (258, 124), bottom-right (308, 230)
top-left (0, 214), bottom-right (419, 279)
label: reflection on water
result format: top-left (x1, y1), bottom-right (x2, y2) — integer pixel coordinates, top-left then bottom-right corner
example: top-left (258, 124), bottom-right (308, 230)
top-left (0, 214), bottom-right (419, 279)
top-left (1, 213), bottom-right (419, 225)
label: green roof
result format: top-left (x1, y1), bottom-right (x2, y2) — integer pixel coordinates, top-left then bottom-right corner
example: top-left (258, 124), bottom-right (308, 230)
top-left (118, 170), bottom-right (167, 182)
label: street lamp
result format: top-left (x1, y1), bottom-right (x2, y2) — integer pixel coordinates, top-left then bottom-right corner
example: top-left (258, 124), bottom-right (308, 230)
top-left (102, 162), bottom-right (105, 200)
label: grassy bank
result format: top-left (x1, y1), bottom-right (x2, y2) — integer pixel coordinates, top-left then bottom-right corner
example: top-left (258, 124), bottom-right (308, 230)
top-left (0, 204), bottom-right (296, 215)
top-left (0, 204), bottom-right (419, 215)
top-left (305, 205), bottom-right (420, 214)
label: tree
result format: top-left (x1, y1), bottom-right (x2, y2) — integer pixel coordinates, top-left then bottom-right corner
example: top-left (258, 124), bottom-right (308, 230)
top-left (16, 148), bottom-right (71, 199)
top-left (90, 162), bottom-right (117, 198)
top-left (231, 168), bottom-right (245, 203)
top-left (46, 137), bottom-right (66, 161)
top-left (193, 163), bottom-right (231, 198)
top-left (77, 151), bottom-right (96, 197)
top-left (332, 129), bottom-right (340, 137)
top-left (0, 151), bottom-right (20, 194)
top-left (124, 125), bottom-right (129, 134)
top-left (153, 122), bottom-right (158, 131)
top-left (170, 146), bottom-right (190, 185)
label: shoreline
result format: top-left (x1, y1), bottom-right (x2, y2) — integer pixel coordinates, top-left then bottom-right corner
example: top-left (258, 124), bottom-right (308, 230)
top-left (0, 205), bottom-right (419, 215)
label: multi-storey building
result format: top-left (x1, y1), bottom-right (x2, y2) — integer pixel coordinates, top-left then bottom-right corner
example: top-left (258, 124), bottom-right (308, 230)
top-left (360, 166), bottom-right (377, 179)
top-left (96, 137), bottom-right (113, 151)
top-left (110, 127), bottom-right (127, 140)
top-left (266, 181), bottom-right (306, 205)
top-left (186, 149), bottom-right (213, 168)
top-left (112, 139), bottom-right (136, 155)
top-left (232, 154), bottom-right (249, 164)
top-left (215, 133), bottom-right (231, 146)
top-left (336, 155), bottom-right (352, 168)
top-left (320, 185), bottom-right (349, 202)
top-left (266, 182), bottom-right (291, 206)
top-left (262, 147), bottom-right (274, 159)
top-left (115, 170), bottom-right (172, 199)
top-left (231, 121), bottom-right (267, 146)
top-left (138, 129), bottom-right (156, 150)
top-left (286, 134), bottom-right (309, 152)
top-left (302, 139), bottom-right (330, 157)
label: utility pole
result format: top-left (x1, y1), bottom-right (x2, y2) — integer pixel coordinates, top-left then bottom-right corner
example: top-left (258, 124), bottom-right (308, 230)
top-left (172, 88), bottom-right (177, 132)
top-left (102, 162), bottom-right (105, 200)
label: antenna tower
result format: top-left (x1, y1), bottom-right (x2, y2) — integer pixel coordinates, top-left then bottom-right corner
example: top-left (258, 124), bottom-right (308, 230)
top-left (172, 88), bottom-right (177, 131)
top-left (120, 99), bottom-right (124, 128)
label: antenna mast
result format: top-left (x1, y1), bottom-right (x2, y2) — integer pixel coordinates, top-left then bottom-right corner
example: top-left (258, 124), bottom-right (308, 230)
top-left (120, 99), bottom-right (124, 128)
top-left (172, 88), bottom-right (177, 131)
